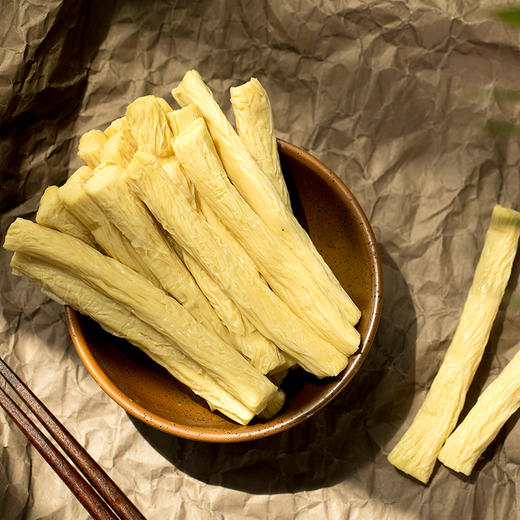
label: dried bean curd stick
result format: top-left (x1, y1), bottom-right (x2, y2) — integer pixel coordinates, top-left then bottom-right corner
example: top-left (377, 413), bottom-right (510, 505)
top-left (125, 151), bottom-right (348, 378)
top-left (78, 129), bottom-right (107, 169)
top-left (173, 118), bottom-right (359, 355)
top-left (36, 185), bottom-right (96, 248)
top-left (438, 347), bottom-right (520, 475)
top-left (59, 166), bottom-right (160, 286)
top-left (99, 122), bottom-right (137, 168)
top-left (258, 389), bottom-right (286, 420)
top-left (104, 117), bottom-right (127, 138)
top-left (388, 205), bottom-right (520, 483)
top-left (167, 104), bottom-right (203, 136)
top-left (181, 249), bottom-right (247, 336)
top-left (10, 252), bottom-right (254, 425)
top-left (230, 77), bottom-right (291, 208)
top-left (171, 70), bottom-right (360, 327)
top-left (126, 96), bottom-right (174, 157)
top-left (4, 219), bottom-right (276, 413)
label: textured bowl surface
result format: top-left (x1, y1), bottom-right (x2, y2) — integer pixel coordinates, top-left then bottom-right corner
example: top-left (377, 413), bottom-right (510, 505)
top-left (66, 139), bottom-right (382, 442)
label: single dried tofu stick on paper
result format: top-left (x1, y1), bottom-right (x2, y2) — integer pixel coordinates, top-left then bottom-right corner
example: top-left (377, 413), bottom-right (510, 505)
top-left (4, 219), bottom-right (276, 413)
top-left (230, 77), bottom-right (291, 208)
top-left (125, 151), bottom-right (348, 378)
top-left (59, 165), bottom-right (160, 286)
top-left (126, 96), bottom-right (174, 157)
top-left (387, 205), bottom-right (520, 484)
top-left (99, 123), bottom-right (137, 169)
top-left (36, 185), bottom-right (96, 248)
top-left (78, 129), bottom-right (107, 169)
top-left (173, 118), bottom-right (360, 356)
top-left (84, 164), bottom-right (230, 342)
top-left (438, 347), bottom-right (520, 475)
top-left (171, 70), bottom-right (360, 327)
top-left (10, 252), bottom-right (255, 425)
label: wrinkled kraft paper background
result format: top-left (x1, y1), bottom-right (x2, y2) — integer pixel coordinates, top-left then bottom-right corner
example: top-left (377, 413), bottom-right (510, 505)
top-left (1, 0), bottom-right (520, 518)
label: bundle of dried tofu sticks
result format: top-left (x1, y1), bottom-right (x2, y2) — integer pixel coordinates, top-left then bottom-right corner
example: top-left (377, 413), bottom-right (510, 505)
top-left (3, 71), bottom-right (361, 425)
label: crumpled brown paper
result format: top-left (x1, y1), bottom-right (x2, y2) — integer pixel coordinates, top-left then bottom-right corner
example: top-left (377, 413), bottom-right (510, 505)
top-left (1, 0), bottom-right (520, 518)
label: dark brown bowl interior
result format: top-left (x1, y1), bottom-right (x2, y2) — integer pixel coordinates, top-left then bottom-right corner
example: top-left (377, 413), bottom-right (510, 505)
top-left (66, 139), bottom-right (382, 442)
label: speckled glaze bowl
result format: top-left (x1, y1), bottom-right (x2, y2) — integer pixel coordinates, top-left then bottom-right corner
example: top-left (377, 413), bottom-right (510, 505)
top-left (66, 139), bottom-right (382, 442)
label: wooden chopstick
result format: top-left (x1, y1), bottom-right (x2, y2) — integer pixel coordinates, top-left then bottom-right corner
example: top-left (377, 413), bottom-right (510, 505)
top-left (0, 357), bottom-right (146, 520)
top-left (0, 385), bottom-right (119, 518)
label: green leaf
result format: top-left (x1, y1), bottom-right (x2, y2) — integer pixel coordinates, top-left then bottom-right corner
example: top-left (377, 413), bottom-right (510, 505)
top-left (497, 7), bottom-right (520, 25)
top-left (486, 119), bottom-right (520, 136)
top-left (493, 87), bottom-right (520, 102)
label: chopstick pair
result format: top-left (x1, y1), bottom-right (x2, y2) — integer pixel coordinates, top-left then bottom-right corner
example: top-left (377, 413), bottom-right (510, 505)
top-left (0, 357), bottom-right (146, 520)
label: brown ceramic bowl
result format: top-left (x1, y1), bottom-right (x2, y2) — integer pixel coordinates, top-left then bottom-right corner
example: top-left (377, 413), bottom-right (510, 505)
top-left (65, 139), bottom-right (382, 442)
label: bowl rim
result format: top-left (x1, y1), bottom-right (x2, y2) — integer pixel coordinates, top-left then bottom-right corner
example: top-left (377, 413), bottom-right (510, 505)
top-left (66, 139), bottom-right (382, 443)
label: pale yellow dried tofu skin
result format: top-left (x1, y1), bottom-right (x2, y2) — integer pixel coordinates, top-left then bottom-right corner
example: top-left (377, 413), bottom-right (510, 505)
top-left (59, 166), bottom-right (160, 285)
top-left (438, 347), bottom-right (520, 475)
top-left (84, 164), bottom-right (230, 343)
top-left (99, 123), bottom-right (137, 168)
top-left (181, 249), bottom-right (246, 336)
top-left (156, 156), bottom-right (197, 208)
top-left (257, 389), bottom-right (285, 419)
top-left (10, 252), bottom-right (254, 425)
top-left (388, 205), bottom-right (520, 484)
top-left (126, 96), bottom-right (174, 157)
top-left (181, 227), bottom-right (284, 374)
top-left (36, 185), bottom-right (96, 248)
top-left (233, 330), bottom-right (285, 374)
top-left (104, 116), bottom-right (127, 138)
top-left (78, 129), bottom-right (107, 169)
top-left (167, 104), bottom-right (203, 136)
top-left (149, 121), bottom-right (285, 372)
top-left (4, 219), bottom-right (277, 413)
top-left (230, 77), bottom-right (291, 208)
top-left (173, 117), bottom-right (359, 356)
top-left (156, 97), bottom-right (173, 114)
top-left (125, 151), bottom-right (348, 378)
top-left (171, 70), bottom-right (360, 327)
top-left (167, 104), bottom-right (262, 278)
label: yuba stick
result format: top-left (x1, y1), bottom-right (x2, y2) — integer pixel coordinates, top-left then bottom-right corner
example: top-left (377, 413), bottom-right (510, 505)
top-left (438, 347), bottom-right (520, 475)
top-left (388, 205), bottom-right (520, 483)
top-left (78, 130), bottom-right (107, 169)
top-left (230, 77), bottom-right (291, 208)
top-left (59, 166), bottom-right (160, 285)
top-left (36, 185), bottom-right (96, 248)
